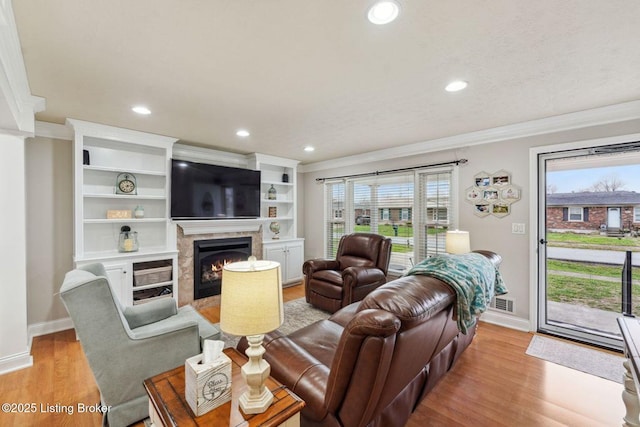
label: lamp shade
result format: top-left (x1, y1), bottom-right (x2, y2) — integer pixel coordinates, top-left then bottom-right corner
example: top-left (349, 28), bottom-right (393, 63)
top-left (220, 259), bottom-right (283, 336)
top-left (445, 230), bottom-right (470, 254)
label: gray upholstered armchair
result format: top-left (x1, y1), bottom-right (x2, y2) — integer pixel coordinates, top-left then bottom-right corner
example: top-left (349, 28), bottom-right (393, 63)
top-left (59, 263), bottom-right (219, 427)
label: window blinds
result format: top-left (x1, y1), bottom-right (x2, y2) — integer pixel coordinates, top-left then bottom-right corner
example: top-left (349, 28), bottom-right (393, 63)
top-left (323, 167), bottom-right (456, 273)
top-left (325, 181), bottom-right (346, 258)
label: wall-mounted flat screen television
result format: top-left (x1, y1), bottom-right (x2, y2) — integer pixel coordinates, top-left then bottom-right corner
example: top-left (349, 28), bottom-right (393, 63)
top-left (171, 159), bottom-right (261, 219)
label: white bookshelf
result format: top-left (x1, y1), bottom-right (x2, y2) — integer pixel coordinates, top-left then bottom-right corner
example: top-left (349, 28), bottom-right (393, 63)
top-left (67, 119), bottom-right (179, 306)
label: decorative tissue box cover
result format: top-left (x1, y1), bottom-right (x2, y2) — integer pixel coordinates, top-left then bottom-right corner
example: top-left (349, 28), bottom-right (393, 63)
top-left (185, 352), bottom-right (232, 416)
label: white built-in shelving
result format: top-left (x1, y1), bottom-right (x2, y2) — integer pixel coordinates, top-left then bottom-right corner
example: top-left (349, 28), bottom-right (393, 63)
top-left (68, 119), bottom-right (179, 306)
top-left (247, 153), bottom-right (304, 284)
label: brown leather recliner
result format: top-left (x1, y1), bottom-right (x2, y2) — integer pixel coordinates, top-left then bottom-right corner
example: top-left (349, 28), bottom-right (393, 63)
top-left (238, 250), bottom-right (502, 427)
top-left (304, 233), bottom-right (392, 313)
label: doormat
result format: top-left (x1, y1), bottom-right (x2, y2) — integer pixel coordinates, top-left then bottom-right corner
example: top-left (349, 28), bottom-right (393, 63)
top-left (218, 298), bottom-right (330, 349)
top-left (526, 335), bottom-right (625, 383)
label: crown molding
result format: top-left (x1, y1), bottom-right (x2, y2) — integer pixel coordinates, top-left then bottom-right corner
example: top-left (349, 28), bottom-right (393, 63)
top-left (34, 120), bottom-right (71, 140)
top-left (0, 0), bottom-right (44, 134)
top-left (300, 100), bottom-right (640, 173)
top-left (66, 118), bottom-right (178, 148)
top-left (173, 143), bottom-right (248, 168)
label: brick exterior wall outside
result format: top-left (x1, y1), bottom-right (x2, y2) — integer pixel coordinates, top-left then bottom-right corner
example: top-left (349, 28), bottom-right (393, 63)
top-left (547, 206), bottom-right (639, 231)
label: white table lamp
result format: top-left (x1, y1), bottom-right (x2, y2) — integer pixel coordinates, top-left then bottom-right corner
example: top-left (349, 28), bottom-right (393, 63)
top-left (445, 230), bottom-right (471, 254)
top-left (220, 256), bottom-right (283, 414)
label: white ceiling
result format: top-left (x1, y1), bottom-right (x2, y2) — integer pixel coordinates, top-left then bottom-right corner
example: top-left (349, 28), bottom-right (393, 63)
top-left (12, 1), bottom-right (640, 164)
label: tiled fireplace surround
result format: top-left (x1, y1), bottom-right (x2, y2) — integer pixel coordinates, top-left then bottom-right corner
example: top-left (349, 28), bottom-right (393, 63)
top-left (176, 224), bottom-right (263, 310)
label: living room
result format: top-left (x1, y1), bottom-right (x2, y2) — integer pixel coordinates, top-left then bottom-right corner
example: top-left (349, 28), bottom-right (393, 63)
top-left (1, 1), bottom-right (640, 426)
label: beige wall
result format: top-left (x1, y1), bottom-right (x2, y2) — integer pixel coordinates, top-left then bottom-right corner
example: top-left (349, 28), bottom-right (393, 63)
top-left (25, 136), bottom-right (73, 325)
top-left (301, 118), bottom-right (640, 324)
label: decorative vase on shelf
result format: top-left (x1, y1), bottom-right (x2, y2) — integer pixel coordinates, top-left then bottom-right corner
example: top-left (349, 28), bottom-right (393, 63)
top-left (118, 226), bottom-right (139, 252)
top-left (267, 184), bottom-right (277, 200)
top-left (269, 221), bottom-right (280, 239)
top-left (282, 168), bottom-right (289, 183)
top-left (134, 205), bottom-right (145, 218)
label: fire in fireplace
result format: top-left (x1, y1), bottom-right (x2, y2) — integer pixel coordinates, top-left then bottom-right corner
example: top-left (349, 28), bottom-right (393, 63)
top-left (193, 237), bottom-right (252, 299)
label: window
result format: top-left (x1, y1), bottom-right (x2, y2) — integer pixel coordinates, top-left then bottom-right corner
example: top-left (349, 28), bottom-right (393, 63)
top-left (323, 167), bottom-right (456, 273)
top-left (416, 170), bottom-right (454, 261)
top-left (635, 206), bottom-right (640, 223)
top-left (568, 207), bottom-right (583, 221)
top-left (325, 181), bottom-right (346, 258)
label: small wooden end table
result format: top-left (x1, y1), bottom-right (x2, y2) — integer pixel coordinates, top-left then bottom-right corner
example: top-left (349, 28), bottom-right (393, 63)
top-left (144, 347), bottom-right (305, 427)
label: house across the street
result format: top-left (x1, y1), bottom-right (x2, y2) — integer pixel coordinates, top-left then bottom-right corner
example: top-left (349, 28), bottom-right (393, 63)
top-left (546, 191), bottom-right (640, 234)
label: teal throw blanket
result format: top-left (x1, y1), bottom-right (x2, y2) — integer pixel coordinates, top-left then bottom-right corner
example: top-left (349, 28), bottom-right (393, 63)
top-left (405, 252), bottom-right (508, 334)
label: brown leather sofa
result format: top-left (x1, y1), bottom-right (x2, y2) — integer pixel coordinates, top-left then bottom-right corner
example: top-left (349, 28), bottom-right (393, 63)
top-left (304, 233), bottom-right (392, 313)
top-left (239, 250), bottom-right (501, 427)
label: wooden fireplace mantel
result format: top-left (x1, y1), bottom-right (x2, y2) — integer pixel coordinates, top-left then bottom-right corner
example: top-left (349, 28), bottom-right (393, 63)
top-left (174, 219), bottom-right (268, 235)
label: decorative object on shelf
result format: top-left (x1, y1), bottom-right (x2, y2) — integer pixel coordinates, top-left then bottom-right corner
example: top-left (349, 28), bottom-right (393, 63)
top-left (282, 168), bottom-right (289, 183)
top-left (134, 205), bottom-right (145, 218)
top-left (445, 230), bottom-right (471, 254)
top-left (107, 209), bottom-right (132, 219)
top-left (220, 258), bottom-right (283, 414)
top-left (268, 206), bottom-right (277, 218)
top-left (83, 149), bottom-right (90, 165)
top-left (269, 221), bottom-right (280, 239)
top-left (115, 172), bottom-right (137, 195)
top-left (118, 225), bottom-right (139, 252)
top-left (267, 184), bottom-right (277, 200)
top-left (465, 170), bottom-right (521, 218)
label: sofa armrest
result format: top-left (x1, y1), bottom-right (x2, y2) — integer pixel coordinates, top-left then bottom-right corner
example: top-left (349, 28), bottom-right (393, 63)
top-left (242, 332), bottom-right (332, 422)
top-left (342, 266), bottom-right (386, 288)
top-left (123, 297), bottom-right (178, 329)
top-left (303, 259), bottom-right (340, 275)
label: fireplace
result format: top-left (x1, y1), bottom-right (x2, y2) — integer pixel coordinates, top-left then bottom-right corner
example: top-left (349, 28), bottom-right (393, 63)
top-left (193, 237), bottom-right (252, 300)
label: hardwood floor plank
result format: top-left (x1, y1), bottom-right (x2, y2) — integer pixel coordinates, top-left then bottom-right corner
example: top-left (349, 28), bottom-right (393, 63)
top-left (0, 286), bottom-right (626, 426)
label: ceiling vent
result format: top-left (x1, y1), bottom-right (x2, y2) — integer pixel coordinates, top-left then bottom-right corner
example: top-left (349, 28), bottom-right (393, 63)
top-left (490, 296), bottom-right (515, 314)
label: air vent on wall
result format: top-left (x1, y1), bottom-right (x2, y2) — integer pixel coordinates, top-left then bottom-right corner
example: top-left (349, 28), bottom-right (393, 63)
top-left (490, 296), bottom-right (515, 314)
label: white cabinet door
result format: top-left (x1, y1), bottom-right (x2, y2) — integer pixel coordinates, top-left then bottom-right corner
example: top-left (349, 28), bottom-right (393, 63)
top-left (264, 240), bottom-right (304, 284)
top-left (103, 262), bottom-right (130, 306)
top-left (283, 241), bottom-right (304, 283)
top-left (264, 244), bottom-right (287, 270)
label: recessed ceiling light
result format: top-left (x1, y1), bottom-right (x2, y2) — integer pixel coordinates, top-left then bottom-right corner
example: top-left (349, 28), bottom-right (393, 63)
top-left (131, 105), bottom-right (151, 115)
top-left (367, 1), bottom-right (400, 25)
top-left (236, 129), bottom-right (250, 137)
top-left (304, 146), bottom-right (315, 152)
top-left (445, 80), bottom-right (468, 92)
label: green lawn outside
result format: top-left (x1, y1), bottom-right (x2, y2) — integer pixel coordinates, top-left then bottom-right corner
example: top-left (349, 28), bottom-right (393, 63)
top-left (547, 259), bottom-right (640, 280)
top-left (547, 231), bottom-right (640, 248)
top-left (547, 274), bottom-right (640, 316)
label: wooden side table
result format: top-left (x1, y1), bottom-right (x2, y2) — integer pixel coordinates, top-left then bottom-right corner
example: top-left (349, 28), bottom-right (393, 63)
top-left (144, 347), bottom-right (305, 427)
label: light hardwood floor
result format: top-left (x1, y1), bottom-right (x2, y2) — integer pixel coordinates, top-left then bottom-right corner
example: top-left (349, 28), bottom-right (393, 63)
top-left (0, 284), bottom-right (625, 426)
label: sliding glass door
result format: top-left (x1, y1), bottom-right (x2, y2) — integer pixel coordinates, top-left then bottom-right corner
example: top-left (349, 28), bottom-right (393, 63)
top-left (538, 144), bottom-right (640, 350)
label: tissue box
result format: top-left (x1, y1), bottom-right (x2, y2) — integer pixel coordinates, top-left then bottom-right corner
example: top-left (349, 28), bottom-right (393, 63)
top-left (185, 351), bottom-right (232, 416)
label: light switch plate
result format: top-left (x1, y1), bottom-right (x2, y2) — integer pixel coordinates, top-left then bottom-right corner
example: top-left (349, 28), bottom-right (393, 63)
top-left (512, 223), bottom-right (526, 234)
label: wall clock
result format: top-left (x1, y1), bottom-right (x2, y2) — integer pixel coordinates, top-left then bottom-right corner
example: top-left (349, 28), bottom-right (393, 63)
top-left (115, 172), bottom-right (137, 195)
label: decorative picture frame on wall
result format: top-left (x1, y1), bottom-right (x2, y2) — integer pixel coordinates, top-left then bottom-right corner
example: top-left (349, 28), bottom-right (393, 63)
top-left (474, 172), bottom-right (491, 187)
top-left (465, 170), bottom-right (521, 218)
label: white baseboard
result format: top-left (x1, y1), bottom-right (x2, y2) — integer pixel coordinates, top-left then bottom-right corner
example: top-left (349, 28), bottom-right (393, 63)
top-left (480, 311), bottom-right (532, 332)
top-left (27, 316), bottom-right (74, 346)
top-left (0, 351), bottom-right (33, 375)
